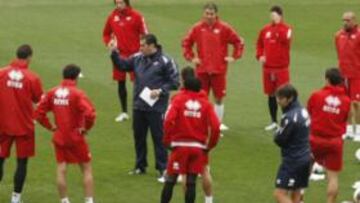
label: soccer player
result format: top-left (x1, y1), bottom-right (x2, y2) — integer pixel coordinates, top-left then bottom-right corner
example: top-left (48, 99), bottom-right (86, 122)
top-left (335, 11), bottom-right (360, 140)
top-left (182, 2), bottom-right (244, 131)
top-left (0, 44), bottom-right (43, 203)
top-left (176, 67), bottom-right (217, 203)
top-left (273, 84), bottom-right (311, 203)
top-left (35, 64), bottom-right (96, 203)
top-left (308, 68), bottom-right (351, 203)
top-left (160, 75), bottom-right (220, 203)
top-left (103, 0), bottom-right (148, 122)
top-left (110, 34), bottom-right (179, 181)
top-left (256, 6), bottom-right (292, 131)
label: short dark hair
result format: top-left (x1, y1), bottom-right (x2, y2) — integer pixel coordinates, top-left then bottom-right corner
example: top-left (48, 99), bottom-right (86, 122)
top-left (141, 33), bottom-right (161, 49)
top-left (276, 84), bottom-right (298, 100)
top-left (63, 64), bottom-right (81, 80)
top-left (181, 66), bottom-right (195, 81)
top-left (270, 5), bottom-right (283, 16)
top-left (16, 44), bottom-right (33, 59)
top-left (325, 68), bottom-right (343, 86)
top-left (184, 77), bottom-right (201, 92)
top-left (114, 0), bottom-right (130, 6)
top-left (203, 2), bottom-right (218, 13)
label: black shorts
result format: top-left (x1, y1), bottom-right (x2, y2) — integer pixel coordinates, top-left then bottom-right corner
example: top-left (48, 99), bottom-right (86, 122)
top-left (275, 159), bottom-right (311, 190)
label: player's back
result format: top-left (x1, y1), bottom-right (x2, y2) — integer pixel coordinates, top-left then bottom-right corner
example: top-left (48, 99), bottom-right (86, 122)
top-left (308, 85), bottom-right (351, 138)
top-left (47, 80), bottom-right (94, 146)
top-left (165, 89), bottom-right (216, 146)
top-left (0, 61), bottom-right (42, 135)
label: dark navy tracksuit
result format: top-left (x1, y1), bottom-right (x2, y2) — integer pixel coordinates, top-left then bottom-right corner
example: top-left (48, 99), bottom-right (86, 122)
top-left (111, 49), bottom-right (180, 172)
top-left (274, 100), bottom-right (311, 190)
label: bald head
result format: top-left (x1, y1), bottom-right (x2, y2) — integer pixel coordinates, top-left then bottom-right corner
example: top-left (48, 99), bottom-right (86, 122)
top-left (343, 11), bottom-right (357, 31)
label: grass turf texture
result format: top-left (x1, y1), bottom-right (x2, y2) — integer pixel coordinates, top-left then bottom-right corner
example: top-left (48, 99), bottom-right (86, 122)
top-left (0, 0), bottom-right (360, 202)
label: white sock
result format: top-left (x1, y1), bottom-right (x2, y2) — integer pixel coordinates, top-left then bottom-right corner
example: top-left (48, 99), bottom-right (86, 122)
top-left (205, 196), bottom-right (213, 203)
top-left (61, 197), bottom-right (71, 203)
top-left (85, 197), bottom-right (94, 203)
top-left (11, 192), bottom-right (21, 202)
top-left (356, 125), bottom-right (360, 135)
top-left (214, 104), bottom-right (224, 122)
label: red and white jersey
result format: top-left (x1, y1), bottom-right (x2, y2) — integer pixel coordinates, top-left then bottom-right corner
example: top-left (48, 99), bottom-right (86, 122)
top-left (0, 59), bottom-right (43, 136)
top-left (35, 80), bottom-right (96, 147)
top-left (307, 85), bottom-right (351, 138)
top-left (103, 7), bottom-right (148, 57)
top-left (182, 19), bottom-right (244, 74)
top-left (256, 22), bottom-right (292, 69)
top-left (335, 26), bottom-right (360, 78)
top-left (163, 89), bottom-right (220, 151)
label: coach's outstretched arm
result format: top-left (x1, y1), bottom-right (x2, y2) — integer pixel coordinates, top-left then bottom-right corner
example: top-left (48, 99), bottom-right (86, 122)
top-left (110, 50), bottom-right (135, 72)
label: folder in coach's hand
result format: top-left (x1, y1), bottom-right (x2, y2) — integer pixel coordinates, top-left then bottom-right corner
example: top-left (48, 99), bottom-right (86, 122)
top-left (140, 87), bottom-right (159, 107)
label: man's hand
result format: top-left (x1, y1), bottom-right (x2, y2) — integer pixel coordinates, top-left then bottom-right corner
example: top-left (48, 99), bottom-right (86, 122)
top-left (259, 56), bottom-right (266, 64)
top-left (51, 127), bottom-right (57, 132)
top-left (150, 89), bottom-right (162, 99)
top-left (107, 38), bottom-right (118, 52)
top-left (79, 127), bottom-right (87, 135)
top-left (224, 56), bottom-right (235, 63)
top-left (191, 57), bottom-right (201, 65)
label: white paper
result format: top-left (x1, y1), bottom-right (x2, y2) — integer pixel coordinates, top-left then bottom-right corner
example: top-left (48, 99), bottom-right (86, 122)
top-left (140, 87), bottom-right (159, 107)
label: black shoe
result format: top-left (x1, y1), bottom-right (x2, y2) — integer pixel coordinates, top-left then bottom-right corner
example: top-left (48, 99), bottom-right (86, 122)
top-left (128, 168), bottom-right (146, 175)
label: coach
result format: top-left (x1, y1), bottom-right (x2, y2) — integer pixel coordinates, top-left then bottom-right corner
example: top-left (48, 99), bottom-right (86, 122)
top-left (110, 33), bottom-right (179, 181)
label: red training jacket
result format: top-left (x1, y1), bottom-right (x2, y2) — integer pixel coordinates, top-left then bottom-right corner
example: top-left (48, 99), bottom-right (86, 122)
top-left (182, 19), bottom-right (244, 74)
top-left (163, 89), bottom-right (220, 151)
top-left (103, 7), bottom-right (148, 57)
top-left (307, 85), bottom-right (351, 139)
top-left (0, 59), bottom-right (43, 136)
top-left (256, 22), bottom-right (292, 69)
top-left (335, 26), bottom-right (360, 78)
top-left (35, 80), bottom-right (96, 147)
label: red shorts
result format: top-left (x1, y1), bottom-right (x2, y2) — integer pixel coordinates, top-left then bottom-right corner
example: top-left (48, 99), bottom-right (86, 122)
top-left (0, 133), bottom-right (35, 158)
top-left (263, 68), bottom-right (289, 95)
top-left (197, 73), bottom-right (226, 99)
top-left (344, 78), bottom-right (360, 101)
top-left (54, 140), bottom-right (91, 164)
top-left (113, 68), bottom-right (135, 81)
top-left (310, 135), bottom-right (343, 171)
top-left (167, 147), bottom-right (206, 175)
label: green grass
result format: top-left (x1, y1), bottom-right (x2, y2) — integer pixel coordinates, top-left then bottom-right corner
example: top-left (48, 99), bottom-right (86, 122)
top-left (0, 0), bottom-right (360, 202)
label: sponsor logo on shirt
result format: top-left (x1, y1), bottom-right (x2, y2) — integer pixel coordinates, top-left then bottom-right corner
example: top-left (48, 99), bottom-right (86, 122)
top-left (54, 88), bottom-right (70, 106)
top-left (126, 16), bottom-right (132, 21)
top-left (323, 95), bottom-right (341, 114)
top-left (7, 70), bottom-right (24, 89)
top-left (184, 100), bottom-right (201, 118)
top-left (265, 31), bottom-right (272, 39)
top-left (213, 28), bottom-right (220, 34)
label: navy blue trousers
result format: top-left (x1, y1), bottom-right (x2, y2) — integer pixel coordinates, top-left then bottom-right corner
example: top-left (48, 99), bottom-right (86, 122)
top-left (132, 110), bottom-right (167, 171)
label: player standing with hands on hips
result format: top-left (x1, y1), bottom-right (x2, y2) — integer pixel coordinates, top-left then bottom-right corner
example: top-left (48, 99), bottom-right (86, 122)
top-left (182, 2), bottom-right (244, 131)
top-left (35, 64), bottom-right (96, 203)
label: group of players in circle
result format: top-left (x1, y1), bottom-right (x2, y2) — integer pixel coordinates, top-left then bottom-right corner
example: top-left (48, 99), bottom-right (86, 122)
top-left (0, 0), bottom-right (359, 203)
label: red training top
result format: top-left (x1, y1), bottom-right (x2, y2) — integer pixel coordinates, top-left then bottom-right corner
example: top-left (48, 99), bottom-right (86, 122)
top-left (35, 80), bottom-right (96, 147)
